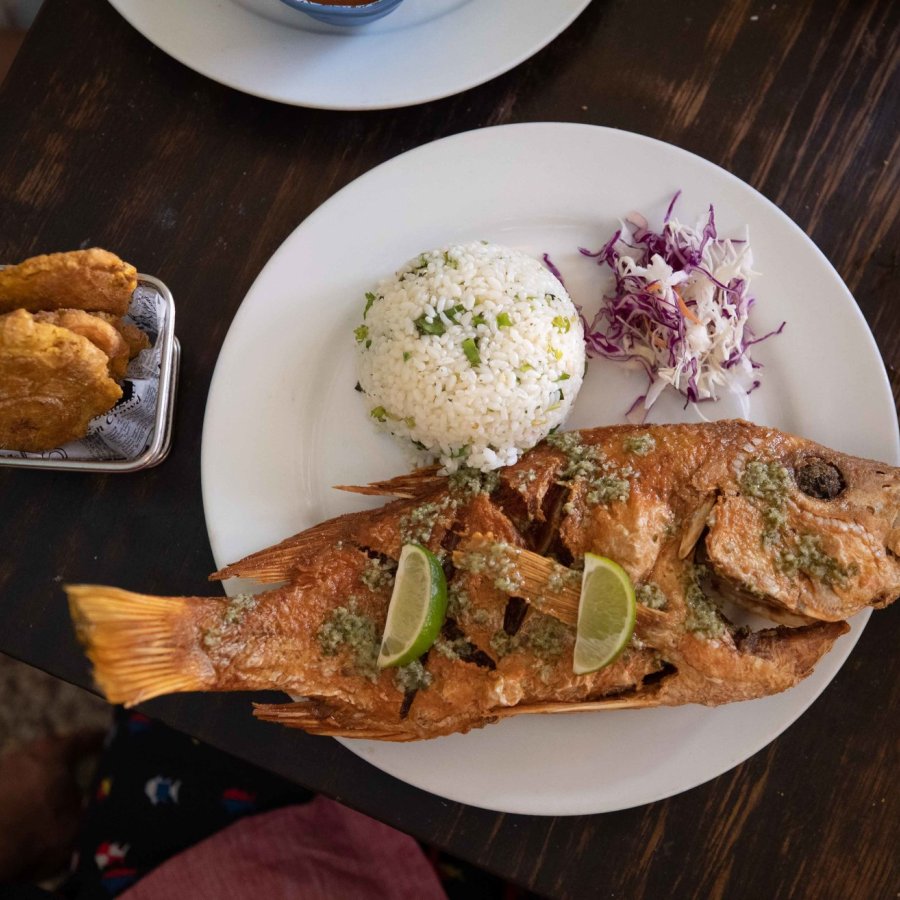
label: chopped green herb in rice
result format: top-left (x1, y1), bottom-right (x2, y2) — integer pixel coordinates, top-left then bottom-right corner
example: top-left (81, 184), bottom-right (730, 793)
top-left (355, 242), bottom-right (585, 473)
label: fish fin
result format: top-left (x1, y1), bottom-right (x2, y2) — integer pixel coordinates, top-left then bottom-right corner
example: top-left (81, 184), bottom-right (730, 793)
top-left (210, 521), bottom-right (347, 582)
top-left (504, 543), bottom-right (580, 625)
top-left (711, 578), bottom-right (820, 626)
top-left (737, 620), bottom-right (850, 670)
top-left (252, 701), bottom-right (418, 741)
top-left (254, 694), bottom-right (664, 737)
top-left (66, 584), bottom-right (216, 707)
top-left (334, 466), bottom-right (443, 499)
top-left (454, 536), bottom-right (671, 636)
top-left (679, 493), bottom-right (717, 560)
top-left (454, 534), bottom-right (570, 611)
top-left (495, 692), bottom-right (664, 718)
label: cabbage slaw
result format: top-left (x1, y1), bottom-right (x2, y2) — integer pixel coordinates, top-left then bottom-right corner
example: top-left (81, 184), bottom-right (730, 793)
top-left (579, 192), bottom-right (784, 420)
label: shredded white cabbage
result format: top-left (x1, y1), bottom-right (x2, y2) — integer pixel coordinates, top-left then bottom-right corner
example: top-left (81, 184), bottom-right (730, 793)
top-left (584, 200), bottom-right (780, 421)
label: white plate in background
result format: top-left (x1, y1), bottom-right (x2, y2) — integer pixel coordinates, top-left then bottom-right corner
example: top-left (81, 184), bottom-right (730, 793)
top-left (108, 0), bottom-right (593, 110)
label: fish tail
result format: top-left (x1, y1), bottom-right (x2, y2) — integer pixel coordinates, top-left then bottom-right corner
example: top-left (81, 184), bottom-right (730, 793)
top-left (66, 584), bottom-right (218, 707)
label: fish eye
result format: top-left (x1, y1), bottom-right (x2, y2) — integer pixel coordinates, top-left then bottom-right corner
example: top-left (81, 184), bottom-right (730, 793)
top-left (795, 457), bottom-right (845, 500)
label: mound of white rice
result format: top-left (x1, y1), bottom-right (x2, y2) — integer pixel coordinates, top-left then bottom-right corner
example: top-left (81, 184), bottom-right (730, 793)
top-left (355, 242), bottom-right (585, 472)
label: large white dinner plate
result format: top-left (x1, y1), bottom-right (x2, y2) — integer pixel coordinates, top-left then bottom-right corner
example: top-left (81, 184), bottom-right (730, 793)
top-left (202, 123), bottom-right (899, 815)
top-left (107, 0), bottom-right (592, 110)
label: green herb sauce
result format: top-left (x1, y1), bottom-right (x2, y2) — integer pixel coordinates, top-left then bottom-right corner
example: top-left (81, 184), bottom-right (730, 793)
top-left (393, 659), bottom-right (433, 693)
top-left (527, 618), bottom-right (569, 660)
top-left (683, 565), bottom-right (728, 639)
top-left (434, 636), bottom-right (474, 661)
top-left (399, 499), bottom-right (453, 546)
top-left (443, 581), bottom-right (467, 620)
top-left (587, 475), bottom-right (631, 505)
top-left (316, 600), bottom-right (379, 681)
top-left (223, 593), bottom-right (257, 626)
top-left (739, 459), bottom-right (793, 544)
top-left (546, 566), bottom-right (580, 593)
top-left (740, 459), bottom-right (790, 502)
top-left (490, 617), bottom-right (569, 661)
top-left (457, 543), bottom-right (523, 594)
top-left (636, 582), bottom-right (667, 610)
top-left (512, 468), bottom-right (538, 489)
top-left (775, 534), bottom-right (857, 586)
top-left (546, 432), bottom-right (633, 506)
top-left (360, 556), bottom-right (397, 593)
top-left (623, 433), bottom-right (657, 456)
top-left (448, 467), bottom-right (500, 501)
top-left (203, 593), bottom-right (259, 649)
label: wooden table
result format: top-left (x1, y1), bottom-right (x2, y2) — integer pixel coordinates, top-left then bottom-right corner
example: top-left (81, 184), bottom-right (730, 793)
top-left (1, 1), bottom-right (898, 896)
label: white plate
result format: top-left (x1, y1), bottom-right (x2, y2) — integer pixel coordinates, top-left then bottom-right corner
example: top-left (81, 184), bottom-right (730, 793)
top-left (201, 123), bottom-right (900, 815)
top-left (107, 0), bottom-right (592, 110)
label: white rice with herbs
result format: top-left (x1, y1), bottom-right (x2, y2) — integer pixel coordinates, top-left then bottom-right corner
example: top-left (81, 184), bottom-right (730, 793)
top-left (354, 242), bottom-right (585, 472)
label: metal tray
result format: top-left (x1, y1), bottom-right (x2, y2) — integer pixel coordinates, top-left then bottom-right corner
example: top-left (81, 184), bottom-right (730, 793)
top-left (0, 273), bottom-right (179, 473)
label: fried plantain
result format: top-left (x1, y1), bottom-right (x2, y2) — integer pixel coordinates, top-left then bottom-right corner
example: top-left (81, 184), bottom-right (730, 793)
top-left (0, 310), bottom-right (123, 452)
top-left (0, 249), bottom-right (137, 317)
top-left (94, 312), bottom-right (150, 359)
top-left (33, 309), bottom-right (131, 380)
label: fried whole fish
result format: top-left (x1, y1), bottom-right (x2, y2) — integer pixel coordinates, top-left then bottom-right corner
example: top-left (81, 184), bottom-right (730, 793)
top-left (0, 248), bottom-right (137, 317)
top-left (67, 421), bottom-right (900, 740)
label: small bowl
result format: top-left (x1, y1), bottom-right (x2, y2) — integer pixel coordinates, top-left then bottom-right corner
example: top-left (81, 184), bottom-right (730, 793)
top-left (278, 0), bottom-right (405, 26)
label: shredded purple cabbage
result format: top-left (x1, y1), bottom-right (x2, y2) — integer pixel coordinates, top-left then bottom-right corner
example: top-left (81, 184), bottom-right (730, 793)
top-left (541, 252), bottom-right (566, 287)
top-left (571, 192), bottom-right (784, 419)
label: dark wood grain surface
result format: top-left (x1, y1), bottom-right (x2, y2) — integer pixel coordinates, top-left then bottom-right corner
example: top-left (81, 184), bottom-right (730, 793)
top-left (1, 0), bottom-right (898, 897)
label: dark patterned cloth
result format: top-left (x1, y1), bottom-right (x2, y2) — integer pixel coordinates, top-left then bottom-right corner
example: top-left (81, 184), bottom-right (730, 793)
top-left (58, 710), bottom-right (527, 900)
top-left (60, 709), bottom-right (313, 898)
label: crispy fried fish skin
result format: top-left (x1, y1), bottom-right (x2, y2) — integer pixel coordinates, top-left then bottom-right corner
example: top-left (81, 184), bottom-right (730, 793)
top-left (215, 422), bottom-right (900, 624)
top-left (0, 249), bottom-right (137, 317)
top-left (33, 309), bottom-right (130, 380)
top-left (66, 422), bottom-right (899, 740)
top-left (0, 310), bottom-right (122, 451)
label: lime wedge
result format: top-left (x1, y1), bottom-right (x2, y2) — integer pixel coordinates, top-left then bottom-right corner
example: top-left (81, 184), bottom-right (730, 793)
top-left (573, 553), bottom-right (636, 675)
top-left (377, 543), bottom-right (447, 669)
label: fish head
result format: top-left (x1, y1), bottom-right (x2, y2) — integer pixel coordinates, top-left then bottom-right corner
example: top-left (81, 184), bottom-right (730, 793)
top-left (702, 440), bottom-right (900, 622)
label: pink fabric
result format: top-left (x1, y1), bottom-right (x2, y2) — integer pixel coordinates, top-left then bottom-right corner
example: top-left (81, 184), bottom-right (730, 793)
top-left (121, 796), bottom-right (446, 900)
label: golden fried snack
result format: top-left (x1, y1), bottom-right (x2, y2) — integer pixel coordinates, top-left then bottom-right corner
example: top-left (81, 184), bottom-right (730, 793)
top-left (94, 312), bottom-right (151, 359)
top-left (0, 249), bottom-right (138, 317)
top-left (33, 309), bottom-right (131, 380)
top-left (0, 310), bottom-right (123, 452)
